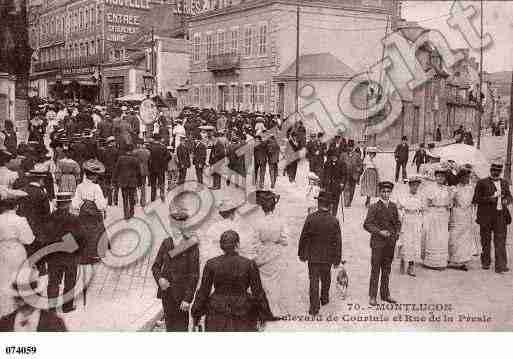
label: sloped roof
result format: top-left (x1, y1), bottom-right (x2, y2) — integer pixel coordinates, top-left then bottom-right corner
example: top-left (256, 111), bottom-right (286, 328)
top-left (276, 53), bottom-right (355, 80)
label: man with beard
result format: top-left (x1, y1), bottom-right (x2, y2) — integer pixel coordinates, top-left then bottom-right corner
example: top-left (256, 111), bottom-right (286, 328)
top-left (472, 161), bottom-right (512, 274)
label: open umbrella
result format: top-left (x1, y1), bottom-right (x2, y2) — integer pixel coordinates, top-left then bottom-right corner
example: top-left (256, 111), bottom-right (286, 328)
top-left (433, 143), bottom-right (490, 178)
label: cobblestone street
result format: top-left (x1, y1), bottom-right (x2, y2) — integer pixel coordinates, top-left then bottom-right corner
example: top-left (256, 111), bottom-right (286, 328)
top-left (60, 135), bottom-right (513, 331)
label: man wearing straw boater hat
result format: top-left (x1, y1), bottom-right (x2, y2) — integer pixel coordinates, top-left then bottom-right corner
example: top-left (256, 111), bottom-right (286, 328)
top-left (0, 267), bottom-right (67, 331)
top-left (364, 181), bottom-right (401, 306)
top-left (46, 192), bottom-right (82, 313)
top-left (472, 160), bottom-right (512, 274)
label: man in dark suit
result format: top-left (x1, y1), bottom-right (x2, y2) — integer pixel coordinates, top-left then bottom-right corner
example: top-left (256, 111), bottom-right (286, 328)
top-left (113, 144), bottom-right (142, 220)
top-left (412, 143), bottom-right (426, 173)
top-left (472, 161), bottom-right (512, 273)
top-left (394, 136), bottom-right (409, 182)
top-left (266, 134), bottom-right (280, 189)
top-left (148, 134), bottom-right (171, 202)
top-left (298, 191), bottom-right (342, 315)
top-left (176, 135), bottom-right (191, 185)
top-left (253, 135), bottom-right (267, 189)
top-left (45, 192), bottom-right (82, 313)
top-left (320, 149), bottom-right (347, 217)
top-left (18, 170), bottom-right (51, 272)
top-left (192, 136), bottom-right (207, 185)
top-left (208, 132), bottom-right (226, 190)
top-left (151, 212), bottom-right (200, 331)
top-left (98, 136), bottom-right (120, 206)
top-left (342, 141), bottom-right (363, 207)
top-left (363, 181), bottom-right (401, 306)
top-left (327, 129), bottom-right (345, 158)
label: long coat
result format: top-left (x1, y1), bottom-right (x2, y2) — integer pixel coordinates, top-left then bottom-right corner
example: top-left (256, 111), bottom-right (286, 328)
top-left (209, 140), bottom-right (226, 165)
top-left (148, 142), bottom-right (171, 175)
top-left (151, 237), bottom-right (200, 303)
top-left (298, 209), bottom-right (342, 264)
top-left (472, 177), bottom-right (513, 226)
top-left (176, 143), bottom-right (191, 169)
top-left (321, 159), bottom-right (347, 196)
top-left (191, 253), bottom-right (272, 331)
top-left (113, 153), bottom-right (142, 188)
top-left (192, 142), bottom-right (207, 167)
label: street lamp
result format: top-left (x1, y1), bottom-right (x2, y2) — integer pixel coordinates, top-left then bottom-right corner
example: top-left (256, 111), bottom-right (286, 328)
top-left (143, 73), bottom-right (154, 98)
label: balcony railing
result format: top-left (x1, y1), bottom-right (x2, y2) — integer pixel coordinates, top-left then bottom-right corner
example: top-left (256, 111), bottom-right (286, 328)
top-left (33, 55), bottom-right (101, 72)
top-left (207, 53), bottom-right (240, 72)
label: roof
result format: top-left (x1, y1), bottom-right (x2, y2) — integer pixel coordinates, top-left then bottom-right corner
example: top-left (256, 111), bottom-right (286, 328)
top-left (275, 53), bottom-right (355, 80)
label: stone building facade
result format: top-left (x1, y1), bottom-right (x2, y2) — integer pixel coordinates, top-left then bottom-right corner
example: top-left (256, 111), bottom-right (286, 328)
top-left (186, 0), bottom-right (398, 113)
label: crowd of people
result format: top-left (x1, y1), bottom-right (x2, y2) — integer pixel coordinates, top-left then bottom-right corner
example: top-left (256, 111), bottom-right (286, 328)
top-left (0, 97), bottom-right (510, 331)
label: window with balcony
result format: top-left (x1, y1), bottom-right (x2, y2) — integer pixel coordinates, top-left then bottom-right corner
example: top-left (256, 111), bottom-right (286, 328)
top-left (91, 7), bottom-right (96, 28)
top-left (257, 82), bottom-right (266, 111)
top-left (237, 85), bottom-right (243, 109)
top-left (97, 5), bottom-right (102, 24)
top-left (218, 31), bottom-right (225, 55)
top-left (85, 9), bottom-right (89, 29)
top-left (192, 34), bottom-right (201, 62)
top-left (193, 87), bottom-right (200, 106)
top-left (258, 23), bottom-right (267, 56)
top-left (230, 28), bottom-right (238, 55)
top-left (244, 26), bottom-right (252, 57)
top-left (206, 33), bottom-right (214, 59)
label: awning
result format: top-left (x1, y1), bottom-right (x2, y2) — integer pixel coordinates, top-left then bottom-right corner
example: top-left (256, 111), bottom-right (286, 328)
top-left (116, 93), bottom-right (147, 102)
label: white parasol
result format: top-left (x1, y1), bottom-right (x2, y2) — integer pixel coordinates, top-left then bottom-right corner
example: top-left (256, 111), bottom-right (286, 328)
top-left (433, 143), bottom-right (490, 178)
top-left (198, 125), bottom-right (215, 131)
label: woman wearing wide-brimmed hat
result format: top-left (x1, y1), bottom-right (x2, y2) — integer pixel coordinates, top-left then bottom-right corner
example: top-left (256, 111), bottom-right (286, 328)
top-left (448, 166), bottom-right (480, 271)
top-left (423, 165), bottom-right (453, 270)
top-left (360, 146), bottom-right (380, 207)
top-left (0, 188), bottom-right (34, 317)
top-left (396, 176), bottom-right (424, 277)
top-left (251, 190), bottom-right (288, 318)
top-left (72, 159), bottom-right (107, 265)
top-left (54, 148), bottom-right (81, 194)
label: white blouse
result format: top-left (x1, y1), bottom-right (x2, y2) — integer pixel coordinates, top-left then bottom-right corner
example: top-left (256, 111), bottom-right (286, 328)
top-left (0, 210), bottom-right (35, 245)
top-left (72, 177), bottom-right (107, 211)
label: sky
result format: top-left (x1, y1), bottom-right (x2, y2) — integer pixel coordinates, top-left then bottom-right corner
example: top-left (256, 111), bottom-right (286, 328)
top-left (402, 0), bottom-right (513, 73)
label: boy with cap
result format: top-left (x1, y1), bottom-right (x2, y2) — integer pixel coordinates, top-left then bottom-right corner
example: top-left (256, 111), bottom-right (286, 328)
top-left (472, 161), bottom-right (512, 273)
top-left (298, 191), bottom-right (342, 315)
top-left (363, 181), bottom-right (401, 306)
top-left (46, 192), bottom-right (82, 313)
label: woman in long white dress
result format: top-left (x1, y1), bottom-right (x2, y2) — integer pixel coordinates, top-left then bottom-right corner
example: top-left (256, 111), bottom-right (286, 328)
top-left (0, 188), bottom-right (35, 317)
top-left (397, 176), bottom-right (424, 277)
top-left (448, 168), bottom-right (478, 270)
top-left (251, 191), bottom-right (288, 318)
top-left (360, 147), bottom-right (379, 208)
top-left (423, 168), bottom-right (452, 270)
